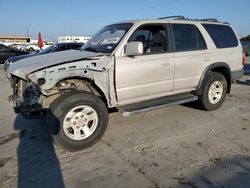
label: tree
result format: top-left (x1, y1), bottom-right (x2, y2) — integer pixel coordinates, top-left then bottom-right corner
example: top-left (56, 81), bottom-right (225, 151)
top-left (241, 35), bottom-right (250, 41)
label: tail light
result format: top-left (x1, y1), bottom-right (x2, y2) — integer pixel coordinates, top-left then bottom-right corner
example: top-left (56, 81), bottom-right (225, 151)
top-left (242, 51), bottom-right (245, 65)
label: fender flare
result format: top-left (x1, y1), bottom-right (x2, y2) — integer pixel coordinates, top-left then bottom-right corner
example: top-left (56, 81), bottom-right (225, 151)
top-left (195, 62), bottom-right (232, 95)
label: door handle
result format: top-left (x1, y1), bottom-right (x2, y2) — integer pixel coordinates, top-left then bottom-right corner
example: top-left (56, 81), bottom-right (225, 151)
top-left (161, 62), bottom-right (170, 66)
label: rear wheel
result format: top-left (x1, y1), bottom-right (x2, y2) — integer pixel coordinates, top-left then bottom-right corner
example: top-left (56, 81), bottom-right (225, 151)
top-left (198, 72), bottom-right (227, 111)
top-left (47, 90), bottom-right (108, 151)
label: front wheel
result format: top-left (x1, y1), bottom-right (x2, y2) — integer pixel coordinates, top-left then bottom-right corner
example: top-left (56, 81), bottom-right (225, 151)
top-left (198, 72), bottom-right (227, 111)
top-left (47, 91), bottom-right (108, 151)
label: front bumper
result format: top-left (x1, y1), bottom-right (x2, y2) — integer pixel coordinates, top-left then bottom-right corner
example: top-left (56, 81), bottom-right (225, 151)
top-left (14, 104), bottom-right (43, 114)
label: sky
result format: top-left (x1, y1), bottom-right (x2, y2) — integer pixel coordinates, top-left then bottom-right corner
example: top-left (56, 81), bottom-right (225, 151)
top-left (0, 0), bottom-right (249, 41)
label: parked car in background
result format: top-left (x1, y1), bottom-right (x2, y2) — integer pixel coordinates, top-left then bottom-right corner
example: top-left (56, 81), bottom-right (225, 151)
top-left (241, 40), bottom-right (250, 56)
top-left (8, 43), bottom-right (25, 50)
top-left (20, 43), bottom-right (43, 52)
top-left (4, 42), bottom-right (84, 70)
top-left (19, 42), bottom-right (51, 52)
top-left (0, 44), bottom-right (30, 64)
top-left (23, 43), bottom-right (41, 51)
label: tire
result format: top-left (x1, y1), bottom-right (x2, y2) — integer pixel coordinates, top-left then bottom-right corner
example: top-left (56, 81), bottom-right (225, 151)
top-left (29, 47), bottom-right (35, 51)
top-left (198, 72), bottom-right (227, 111)
top-left (47, 90), bottom-right (108, 151)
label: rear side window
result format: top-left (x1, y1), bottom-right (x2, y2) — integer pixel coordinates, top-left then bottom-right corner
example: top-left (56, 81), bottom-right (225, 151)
top-left (172, 24), bottom-right (207, 51)
top-left (202, 24), bottom-right (238, 48)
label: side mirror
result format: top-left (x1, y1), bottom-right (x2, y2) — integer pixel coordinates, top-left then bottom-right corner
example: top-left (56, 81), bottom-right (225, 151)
top-left (125, 41), bottom-right (143, 56)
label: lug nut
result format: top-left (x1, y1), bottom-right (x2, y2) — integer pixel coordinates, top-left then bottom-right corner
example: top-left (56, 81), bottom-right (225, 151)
top-left (75, 117), bottom-right (79, 120)
top-left (73, 122), bottom-right (76, 125)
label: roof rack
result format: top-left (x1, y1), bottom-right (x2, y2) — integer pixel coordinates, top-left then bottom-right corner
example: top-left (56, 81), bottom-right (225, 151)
top-left (158, 15), bottom-right (185, 20)
top-left (158, 16), bottom-right (223, 23)
top-left (199, 18), bottom-right (219, 22)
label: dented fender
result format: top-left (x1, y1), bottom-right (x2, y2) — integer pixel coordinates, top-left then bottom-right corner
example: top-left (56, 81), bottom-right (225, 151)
top-left (27, 56), bottom-right (117, 107)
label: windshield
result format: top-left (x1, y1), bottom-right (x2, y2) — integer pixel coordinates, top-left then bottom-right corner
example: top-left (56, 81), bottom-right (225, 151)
top-left (37, 44), bottom-right (57, 54)
top-left (81, 23), bottom-right (133, 53)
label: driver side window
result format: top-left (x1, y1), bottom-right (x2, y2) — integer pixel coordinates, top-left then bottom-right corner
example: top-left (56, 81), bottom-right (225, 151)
top-left (128, 24), bottom-right (168, 54)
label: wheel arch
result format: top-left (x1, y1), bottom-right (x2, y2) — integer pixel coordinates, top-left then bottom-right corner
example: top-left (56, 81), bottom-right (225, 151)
top-left (195, 62), bottom-right (232, 95)
top-left (55, 76), bottom-right (109, 107)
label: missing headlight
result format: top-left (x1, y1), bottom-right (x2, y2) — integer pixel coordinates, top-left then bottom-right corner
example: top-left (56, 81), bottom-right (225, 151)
top-left (37, 78), bottom-right (46, 86)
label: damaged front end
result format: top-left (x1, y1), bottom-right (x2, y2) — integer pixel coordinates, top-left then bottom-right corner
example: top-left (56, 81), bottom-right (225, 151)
top-left (9, 76), bottom-right (43, 115)
top-left (6, 49), bottom-right (117, 117)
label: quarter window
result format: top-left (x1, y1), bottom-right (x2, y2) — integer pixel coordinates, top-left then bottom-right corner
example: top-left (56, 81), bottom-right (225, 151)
top-left (202, 24), bottom-right (238, 48)
top-left (172, 24), bottom-right (207, 51)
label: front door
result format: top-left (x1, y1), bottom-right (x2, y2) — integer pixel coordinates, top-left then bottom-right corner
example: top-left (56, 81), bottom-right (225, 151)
top-left (115, 24), bottom-right (174, 105)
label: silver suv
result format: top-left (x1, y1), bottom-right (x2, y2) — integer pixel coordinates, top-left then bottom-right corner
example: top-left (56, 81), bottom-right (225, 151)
top-left (6, 17), bottom-right (244, 151)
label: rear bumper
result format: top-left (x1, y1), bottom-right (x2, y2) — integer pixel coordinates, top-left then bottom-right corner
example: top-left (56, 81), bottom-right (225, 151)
top-left (231, 69), bottom-right (244, 81)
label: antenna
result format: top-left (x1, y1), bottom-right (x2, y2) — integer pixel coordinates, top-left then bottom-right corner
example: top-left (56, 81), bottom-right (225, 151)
top-left (69, 17), bottom-right (73, 41)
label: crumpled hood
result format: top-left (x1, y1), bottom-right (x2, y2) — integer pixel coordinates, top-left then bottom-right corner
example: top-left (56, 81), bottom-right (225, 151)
top-left (8, 50), bottom-right (102, 79)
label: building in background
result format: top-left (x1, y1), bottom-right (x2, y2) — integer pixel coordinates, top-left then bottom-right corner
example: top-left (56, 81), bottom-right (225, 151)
top-left (0, 35), bottom-right (30, 45)
top-left (58, 36), bottom-right (91, 44)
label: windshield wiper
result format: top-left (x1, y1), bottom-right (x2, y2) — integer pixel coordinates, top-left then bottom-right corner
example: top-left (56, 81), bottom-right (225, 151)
top-left (83, 47), bottom-right (99, 53)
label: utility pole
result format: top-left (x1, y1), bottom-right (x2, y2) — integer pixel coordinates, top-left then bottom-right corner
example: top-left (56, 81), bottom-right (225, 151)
top-left (69, 17), bottom-right (73, 41)
top-left (26, 27), bottom-right (29, 37)
top-left (26, 27), bottom-right (30, 43)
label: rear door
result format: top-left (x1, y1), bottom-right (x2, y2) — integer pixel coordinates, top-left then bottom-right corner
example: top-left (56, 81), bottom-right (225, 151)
top-left (171, 23), bottom-right (208, 92)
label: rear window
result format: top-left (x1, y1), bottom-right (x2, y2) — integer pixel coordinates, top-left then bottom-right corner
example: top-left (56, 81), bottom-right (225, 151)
top-left (202, 24), bottom-right (238, 48)
top-left (172, 24), bottom-right (207, 51)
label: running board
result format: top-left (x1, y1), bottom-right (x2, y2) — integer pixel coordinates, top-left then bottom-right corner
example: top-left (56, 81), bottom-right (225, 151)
top-left (120, 93), bottom-right (198, 117)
